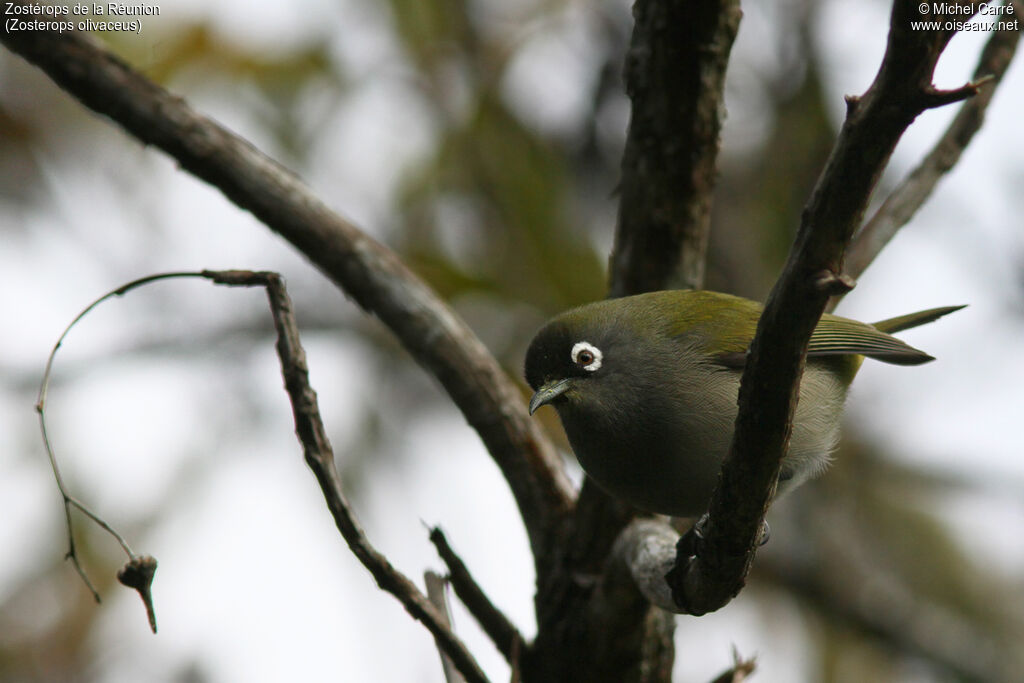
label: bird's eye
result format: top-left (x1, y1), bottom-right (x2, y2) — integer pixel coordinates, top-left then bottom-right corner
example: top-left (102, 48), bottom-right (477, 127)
top-left (571, 342), bottom-right (603, 372)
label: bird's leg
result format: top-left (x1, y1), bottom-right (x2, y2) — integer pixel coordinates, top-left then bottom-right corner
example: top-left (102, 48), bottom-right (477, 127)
top-left (675, 513), bottom-right (708, 559)
top-left (665, 514), bottom-right (707, 614)
top-left (667, 513), bottom-right (770, 613)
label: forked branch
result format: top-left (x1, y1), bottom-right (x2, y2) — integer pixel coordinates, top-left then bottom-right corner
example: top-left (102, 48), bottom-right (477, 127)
top-left (665, 1), bottom-right (1000, 614)
top-left (37, 270), bottom-right (492, 682)
top-left (841, 5), bottom-right (1022, 295)
top-left (1, 6), bottom-right (573, 575)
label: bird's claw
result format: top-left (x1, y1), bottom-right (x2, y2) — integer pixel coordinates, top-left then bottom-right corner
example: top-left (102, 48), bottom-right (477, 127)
top-left (675, 513), bottom-right (709, 559)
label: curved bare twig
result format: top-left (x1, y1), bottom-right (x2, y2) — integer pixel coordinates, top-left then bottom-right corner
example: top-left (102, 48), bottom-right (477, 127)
top-left (37, 268), bottom-right (492, 679)
top-left (1, 12), bottom-right (573, 573)
top-left (37, 270), bottom-right (205, 628)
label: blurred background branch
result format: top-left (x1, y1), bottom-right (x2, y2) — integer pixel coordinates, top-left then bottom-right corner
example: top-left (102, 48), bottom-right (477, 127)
top-left (1, 10), bottom-right (575, 576)
top-left (2, 0), bottom-right (1023, 681)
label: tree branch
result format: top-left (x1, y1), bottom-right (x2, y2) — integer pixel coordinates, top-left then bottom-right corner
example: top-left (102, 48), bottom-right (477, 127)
top-left (0, 14), bottom-right (574, 573)
top-left (429, 527), bottom-right (524, 666)
top-left (527, 1), bottom-right (741, 678)
top-left (207, 269), bottom-right (491, 683)
top-left (608, 0), bottom-right (742, 296)
top-left (842, 3), bottom-right (1022, 291)
top-left (666, 0), bottom-right (987, 615)
top-left (34, 268), bottom-right (491, 678)
top-left (608, 519), bottom-right (678, 613)
top-left (707, 649), bottom-right (757, 683)
top-left (425, 572), bottom-right (468, 683)
top-left (36, 270), bottom-right (218, 630)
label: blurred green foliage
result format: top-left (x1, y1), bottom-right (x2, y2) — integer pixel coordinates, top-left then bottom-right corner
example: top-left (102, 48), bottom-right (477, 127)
top-left (2, 1), bottom-right (1021, 681)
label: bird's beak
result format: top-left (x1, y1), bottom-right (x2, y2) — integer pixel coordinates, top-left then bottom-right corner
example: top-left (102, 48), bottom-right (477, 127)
top-left (529, 378), bottom-right (571, 415)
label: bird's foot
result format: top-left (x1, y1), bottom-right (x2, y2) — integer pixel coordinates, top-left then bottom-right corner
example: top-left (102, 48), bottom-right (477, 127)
top-left (675, 513), bottom-right (708, 559)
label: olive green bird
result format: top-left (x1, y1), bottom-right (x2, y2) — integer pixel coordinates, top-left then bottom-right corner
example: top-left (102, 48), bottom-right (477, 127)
top-left (524, 290), bottom-right (963, 517)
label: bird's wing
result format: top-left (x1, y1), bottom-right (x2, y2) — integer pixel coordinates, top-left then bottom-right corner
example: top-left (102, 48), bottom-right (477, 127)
top-left (809, 315), bottom-right (933, 365)
top-left (698, 296), bottom-right (961, 369)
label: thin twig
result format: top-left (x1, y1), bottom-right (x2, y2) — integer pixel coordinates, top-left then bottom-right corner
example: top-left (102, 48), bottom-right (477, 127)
top-left (37, 271), bottom-right (203, 608)
top-left (429, 527), bottom-right (524, 665)
top-left (426, 572), bottom-right (468, 683)
top-left (1, 6), bottom-right (572, 577)
top-left (838, 5), bottom-right (1022, 304)
top-left (39, 269), bottom-right (495, 676)
top-left (209, 270), bottom-right (492, 683)
top-left (707, 647), bottom-right (756, 683)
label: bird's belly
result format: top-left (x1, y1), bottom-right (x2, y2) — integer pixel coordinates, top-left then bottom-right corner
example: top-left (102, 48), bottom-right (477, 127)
top-left (567, 420), bottom-right (728, 517)
top-left (561, 364), bottom-right (845, 516)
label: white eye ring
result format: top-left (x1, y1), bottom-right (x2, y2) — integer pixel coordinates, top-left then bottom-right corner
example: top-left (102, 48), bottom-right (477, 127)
top-left (571, 341), bottom-right (603, 372)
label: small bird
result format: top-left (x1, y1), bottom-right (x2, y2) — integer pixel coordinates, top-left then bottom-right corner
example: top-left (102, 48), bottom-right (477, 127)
top-left (524, 290), bottom-right (962, 517)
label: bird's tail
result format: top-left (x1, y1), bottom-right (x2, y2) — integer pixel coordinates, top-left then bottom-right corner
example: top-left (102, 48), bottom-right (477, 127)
top-left (871, 305), bottom-right (966, 334)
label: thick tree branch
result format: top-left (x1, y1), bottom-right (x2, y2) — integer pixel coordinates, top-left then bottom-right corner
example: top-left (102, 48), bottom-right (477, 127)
top-left (528, 474), bottom-right (672, 681)
top-left (608, 519), bottom-right (678, 612)
top-left (842, 3), bottom-right (1022, 291)
top-left (1, 16), bottom-right (573, 573)
top-left (608, 0), bottom-right (741, 296)
top-left (666, 1), bottom-right (986, 614)
top-left (527, 2), bottom-right (741, 679)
